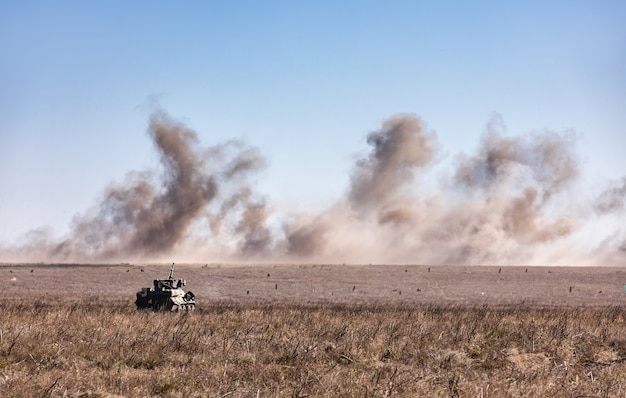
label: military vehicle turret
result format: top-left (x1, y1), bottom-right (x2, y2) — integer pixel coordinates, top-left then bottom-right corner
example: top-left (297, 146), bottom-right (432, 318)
top-left (135, 263), bottom-right (196, 311)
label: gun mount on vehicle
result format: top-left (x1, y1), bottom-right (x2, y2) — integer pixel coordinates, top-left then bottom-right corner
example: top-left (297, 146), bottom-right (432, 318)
top-left (135, 263), bottom-right (196, 311)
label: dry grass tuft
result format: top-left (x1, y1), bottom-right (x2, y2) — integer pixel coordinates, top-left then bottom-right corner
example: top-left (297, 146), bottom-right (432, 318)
top-left (0, 296), bottom-right (625, 396)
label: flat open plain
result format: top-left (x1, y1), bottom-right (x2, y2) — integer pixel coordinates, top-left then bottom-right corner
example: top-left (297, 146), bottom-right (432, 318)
top-left (2, 263), bottom-right (626, 397)
top-left (1, 263), bottom-right (625, 306)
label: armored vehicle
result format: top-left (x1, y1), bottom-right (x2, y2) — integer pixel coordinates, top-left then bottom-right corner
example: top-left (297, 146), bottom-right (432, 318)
top-left (135, 263), bottom-right (196, 311)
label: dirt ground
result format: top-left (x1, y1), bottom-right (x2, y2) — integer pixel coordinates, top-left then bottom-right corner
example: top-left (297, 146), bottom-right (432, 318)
top-left (1, 263), bottom-right (625, 307)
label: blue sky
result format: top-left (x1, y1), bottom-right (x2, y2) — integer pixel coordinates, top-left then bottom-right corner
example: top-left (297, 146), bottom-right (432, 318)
top-left (1, 1), bottom-right (625, 245)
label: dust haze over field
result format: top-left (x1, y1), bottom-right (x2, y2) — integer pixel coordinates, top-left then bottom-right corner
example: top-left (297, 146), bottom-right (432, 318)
top-left (2, 110), bottom-right (625, 265)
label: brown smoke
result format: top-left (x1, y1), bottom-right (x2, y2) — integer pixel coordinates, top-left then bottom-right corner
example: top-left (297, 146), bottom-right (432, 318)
top-left (349, 115), bottom-right (436, 211)
top-left (20, 110), bottom-right (267, 262)
top-left (282, 115), bottom-right (436, 259)
top-left (285, 213), bottom-right (333, 257)
top-left (454, 114), bottom-right (579, 201)
top-left (3, 111), bottom-right (624, 265)
top-left (235, 198), bottom-right (272, 256)
top-left (278, 113), bottom-right (599, 265)
top-left (594, 177), bottom-right (626, 214)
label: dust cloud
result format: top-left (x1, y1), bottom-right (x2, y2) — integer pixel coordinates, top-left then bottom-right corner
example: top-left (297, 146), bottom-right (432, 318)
top-left (5, 110), bottom-right (267, 262)
top-left (348, 115), bottom-right (437, 211)
top-left (280, 114), bottom-right (602, 265)
top-left (2, 111), bottom-right (624, 265)
top-left (594, 177), bottom-right (626, 214)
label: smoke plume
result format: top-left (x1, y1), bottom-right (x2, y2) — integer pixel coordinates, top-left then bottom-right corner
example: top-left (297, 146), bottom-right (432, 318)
top-left (349, 115), bottom-right (436, 210)
top-left (2, 111), bottom-right (624, 265)
top-left (595, 178), bottom-right (626, 214)
top-left (8, 110), bottom-right (267, 261)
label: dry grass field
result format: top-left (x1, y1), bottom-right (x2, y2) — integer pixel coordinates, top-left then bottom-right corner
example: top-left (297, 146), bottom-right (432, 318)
top-left (1, 263), bottom-right (626, 397)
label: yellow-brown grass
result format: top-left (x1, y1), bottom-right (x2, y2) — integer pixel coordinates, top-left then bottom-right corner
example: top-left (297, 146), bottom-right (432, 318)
top-left (1, 296), bottom-right (626, 397)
